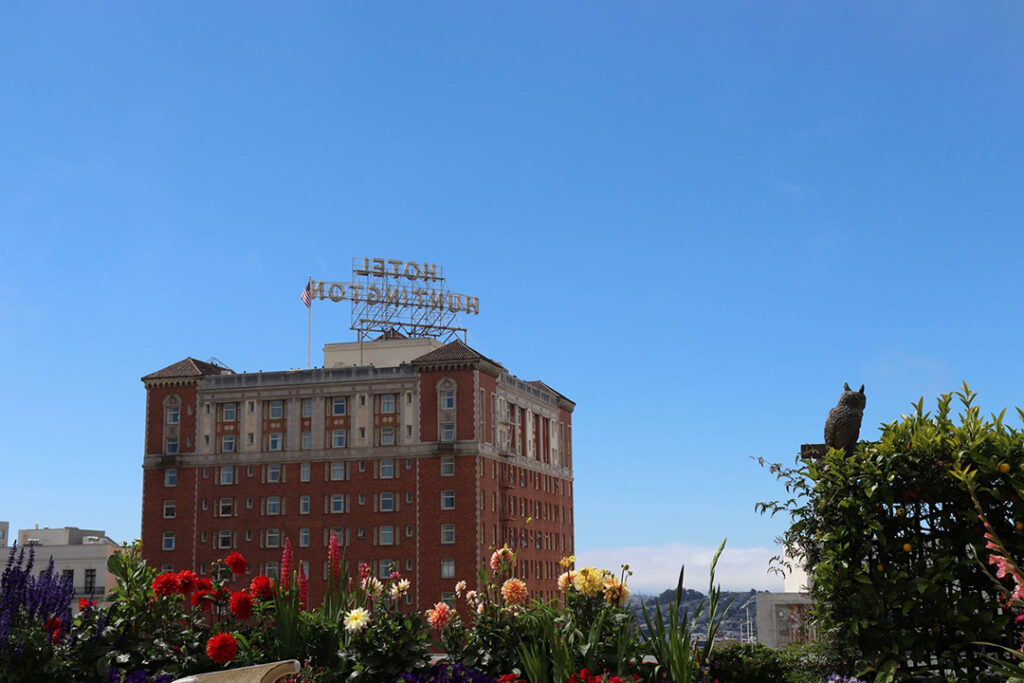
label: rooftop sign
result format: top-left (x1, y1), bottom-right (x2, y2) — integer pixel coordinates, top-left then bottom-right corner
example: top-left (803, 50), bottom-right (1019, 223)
top-left (308, 258), bottom-right (479, 342)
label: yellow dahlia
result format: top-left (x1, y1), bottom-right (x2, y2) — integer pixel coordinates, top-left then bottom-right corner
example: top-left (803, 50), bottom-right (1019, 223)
top-left (572, 567), bottom-right (607, 597)
top-left (602, 576), bottom-right (630, 607)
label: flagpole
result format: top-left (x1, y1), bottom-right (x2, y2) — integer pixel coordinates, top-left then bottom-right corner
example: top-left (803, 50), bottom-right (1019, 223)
top-left (307, 277), bottom-right (312, 369)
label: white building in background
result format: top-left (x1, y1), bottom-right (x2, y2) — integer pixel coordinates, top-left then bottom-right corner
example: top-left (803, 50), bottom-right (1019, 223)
top-left (17, 526), bottom-right (120, 609)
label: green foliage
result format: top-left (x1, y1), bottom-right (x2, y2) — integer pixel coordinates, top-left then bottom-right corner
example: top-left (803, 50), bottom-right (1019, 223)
top-left (638, 539), bottom-right (732, 683)
top-left (759, 384), bottom-right (1024, 680)
top-left (340, 608), bottom-right (429, 681)
top-left (518, 580), bottom-right (639, 683)
top-left (708, 643), bottom-right (788, 683)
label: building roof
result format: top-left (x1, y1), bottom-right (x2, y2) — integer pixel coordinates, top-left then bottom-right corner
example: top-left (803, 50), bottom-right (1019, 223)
top-left (528, 380), bottom-right (575, 408)
top-left (142, 357), bottom-right (230, 381)
top-left (412, 339), bottom-right (502, 367)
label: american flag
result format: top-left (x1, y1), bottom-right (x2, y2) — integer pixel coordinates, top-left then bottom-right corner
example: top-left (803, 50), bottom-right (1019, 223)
top-left (301, 280), bottom-right (314, 308)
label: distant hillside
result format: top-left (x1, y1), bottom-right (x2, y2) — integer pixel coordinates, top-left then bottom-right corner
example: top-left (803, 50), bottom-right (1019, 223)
top-left (627, 588), bottom-right (763, 643)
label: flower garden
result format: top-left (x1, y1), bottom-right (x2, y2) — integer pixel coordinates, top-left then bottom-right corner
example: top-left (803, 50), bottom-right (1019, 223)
top-left (7, 386), bottom-right (1024, 682)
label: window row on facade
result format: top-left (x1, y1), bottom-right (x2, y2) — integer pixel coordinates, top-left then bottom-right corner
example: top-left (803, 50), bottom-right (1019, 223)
top-left (161, 455), bottom-right (457, 488)
top-left (162, 488), bottom-right (458, 519)
top-left (161, 523), bottom-right (458, 552)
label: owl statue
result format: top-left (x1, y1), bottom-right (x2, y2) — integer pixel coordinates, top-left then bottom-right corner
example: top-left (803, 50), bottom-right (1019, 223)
top-left (824, 383), bottom-right (866, 456)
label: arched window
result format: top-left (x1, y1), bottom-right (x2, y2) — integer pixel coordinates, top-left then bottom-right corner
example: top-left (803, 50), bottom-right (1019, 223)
top-left (436, 378), bottom-right (457, 442)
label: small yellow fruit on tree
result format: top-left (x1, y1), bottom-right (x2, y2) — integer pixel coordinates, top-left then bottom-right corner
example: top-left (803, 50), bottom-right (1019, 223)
top-left (999, 463), bottom-right (1011, 474)
top-left (903, 543), bottom-right (913, 553)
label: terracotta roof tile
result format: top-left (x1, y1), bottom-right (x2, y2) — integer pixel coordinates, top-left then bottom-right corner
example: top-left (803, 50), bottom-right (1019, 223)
top-left (142, 357), bottom-right (230, 381)
top-left (412, 339), bottom-right (501, 367)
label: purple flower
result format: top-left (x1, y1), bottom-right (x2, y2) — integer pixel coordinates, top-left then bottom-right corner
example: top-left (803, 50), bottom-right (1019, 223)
top-left (1, 543), bottom-right (73, 653)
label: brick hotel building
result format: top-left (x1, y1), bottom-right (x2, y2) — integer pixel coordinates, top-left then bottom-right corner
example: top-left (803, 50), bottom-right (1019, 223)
top-left (140, 336), bottom-right (575, 609)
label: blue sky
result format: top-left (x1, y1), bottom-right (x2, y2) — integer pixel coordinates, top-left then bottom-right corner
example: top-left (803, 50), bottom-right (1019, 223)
top-left (2, 2), bottom-right (1023, 591)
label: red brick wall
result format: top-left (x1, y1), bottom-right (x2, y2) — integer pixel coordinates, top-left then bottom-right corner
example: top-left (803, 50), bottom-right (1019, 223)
top-left (141, 465), bottom-right (196, 570)
top-left (144, 384), bottom-right (198, 455)
top-left (417, 369), bottom-right (475, 442)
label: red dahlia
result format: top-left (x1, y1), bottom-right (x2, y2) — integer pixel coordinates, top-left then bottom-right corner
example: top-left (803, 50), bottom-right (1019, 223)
top-left (176, 570), bottom-right (198, 594)
top-left (152, 572), bottom-right (181, 596)
top-left (225, 551), bottom-right (247, 576)
top-left (206, 632), bottom-right (238, 664)
top-left (250, 575), bottom-right (274, 600)
top-left (229, 590), bottom-right (253, 620)
top-left (191, 589), bottom-right (214, 610)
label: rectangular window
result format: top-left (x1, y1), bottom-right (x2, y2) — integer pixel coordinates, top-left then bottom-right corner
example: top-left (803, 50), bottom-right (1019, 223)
top-left (269, 400), bottom-right (284, 419)
top-left (332, 429), bottom-right (347, 448)
top-left (84, 568), bottom-right (96, 592)
top-left (357, 527), bottom-right (365, 539)
top-left (406, 558), bottom-right (413, 571)
top-left (380, 492), bottom-right (395, 512)
top-left (300, 495), bottom-right (310, 514)
top-left (267, 464), bottom-right (282, 482)
top-left (406, 491), bottom-right (413, 504)
top-left (379, 525), bottom-right (394, 545)
top-left (223, 403), bottom-right (237, 421)
top-left (358, 493), bottom-right (365, 505)
top-left (331, 494), bottom-right (345, 513)
top-left (332, 397), bottom-right (347, 415)
top-left (268, 433), bottom-right (283, 451)
top-left (441, 390), bottom-right (455, 409)
top-left (162, 531), bottom-right (175, 551)
top-left (220, 467), bottom-right (234, 485)
top-left (299, 528), bottom-right (310, 547)
top-left (380, 394), bottom-right (395, 413)
top-left (300, 462), bottom-right (311, 482)
top-left (441, 456), bottom-right (455, 477)
top-left (441, 524), bottom-right (455, 544)
top-left (219, 498), bottom-right (234, 517)
top-left (406, 524), bottom-right (413, 538)
top-left (167, 405), bottom-right (180, 424)
top-left (441, 490), bottom-right (455, 510)
top-left (266, 496), bottom-right (281, 515)
top-left (265, 529), bottom-right (280, 548)
top-left (441, 423), bottom-right (455, 442)
top-left (165, 468), bottom-right (178, 487)
top-left (379, 559), bottom-right (395, 576)
top-left (302, 398), bottom-right (312, 418)
top-left (331, 462), bottom-right (345, 481)
top-left (163, 500), bottom-right (176, 519)
top-left (166, 437), bottom-right (179, 454)
top-left (380, 459), bottom-right (395, 478)
top-left (265, 561), bottom-right (279, 577)
top-left (221, 434), bottom-right (235, 452)
top-left (218, 530), bottom-right (232, 549)
top-left (441, 558), bottom-right (455, 578)
top-left (301, 431), bottom-right (312, 450)
top-left (381, 427), bottom-right (395, 445)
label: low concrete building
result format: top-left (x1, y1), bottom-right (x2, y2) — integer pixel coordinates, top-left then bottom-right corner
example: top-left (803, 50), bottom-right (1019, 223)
top-left (0, 521), bottom-right (9, 547)
top-left (17, 526), bottom-right (120, 608)
top-left (755, 591), bottom-right (816, 648)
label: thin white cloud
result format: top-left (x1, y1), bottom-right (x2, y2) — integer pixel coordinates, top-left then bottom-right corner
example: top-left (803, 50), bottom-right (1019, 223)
top-left (575, 542), bottom-right (785, 594)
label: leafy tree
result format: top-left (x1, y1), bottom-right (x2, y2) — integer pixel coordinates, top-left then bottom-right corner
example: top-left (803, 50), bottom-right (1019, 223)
top-left (759, 385), bottom-right (1024, 680)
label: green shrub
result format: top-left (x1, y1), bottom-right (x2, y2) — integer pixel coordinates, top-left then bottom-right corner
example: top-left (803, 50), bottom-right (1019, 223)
top-left (759, 385), bottom-right (1024, 680)
top-left (708, 643), bottom-right (788, 683)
